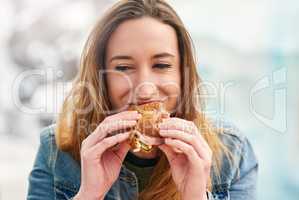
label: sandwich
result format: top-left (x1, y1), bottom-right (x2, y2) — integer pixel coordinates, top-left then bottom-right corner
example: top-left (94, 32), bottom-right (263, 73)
top-left (128, 101), bottom-right (169, 153)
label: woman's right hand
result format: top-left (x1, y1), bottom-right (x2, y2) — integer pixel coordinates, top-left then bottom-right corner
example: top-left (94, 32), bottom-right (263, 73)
top-left (74, 111), bottom-right (141, 200)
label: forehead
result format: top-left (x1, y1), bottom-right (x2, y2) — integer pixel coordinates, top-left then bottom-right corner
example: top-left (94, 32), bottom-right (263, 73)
top-left (106, 17), bottom-right (179, 57)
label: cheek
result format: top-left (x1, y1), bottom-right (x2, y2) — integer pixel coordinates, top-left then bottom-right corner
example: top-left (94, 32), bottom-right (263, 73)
top-left (160, 81), bottom-right (181, 97)
top-left (158, 75), bottom-right (181, 111)
top-left (160, 71), bottom-right (181, 95)
top-left (106, 73), bottom-right (132, 106)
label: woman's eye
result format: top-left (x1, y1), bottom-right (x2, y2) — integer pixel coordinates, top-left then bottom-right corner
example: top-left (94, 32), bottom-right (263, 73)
top-left (153, 64), bottom-right (171, 69)
top-left (115, 66), bottom-right (131, 71)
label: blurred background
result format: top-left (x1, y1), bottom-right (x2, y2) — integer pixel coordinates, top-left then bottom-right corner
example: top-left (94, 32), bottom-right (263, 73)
top-left (0, 0), bottom-right (298, 199)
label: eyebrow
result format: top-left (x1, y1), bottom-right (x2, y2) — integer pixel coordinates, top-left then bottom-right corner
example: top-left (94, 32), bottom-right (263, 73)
top-left (153, 52), bottom-right (175, 59)
top-left (109, 52), bottom-right (175, 63)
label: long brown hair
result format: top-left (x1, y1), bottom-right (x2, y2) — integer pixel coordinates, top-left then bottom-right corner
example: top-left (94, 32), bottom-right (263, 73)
top-left (56, 0), bottom-right (231, 199)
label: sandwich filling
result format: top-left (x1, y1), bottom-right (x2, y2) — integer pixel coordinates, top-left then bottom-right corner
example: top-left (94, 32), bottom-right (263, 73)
top-left (128, 102), bottom-right (169, 152)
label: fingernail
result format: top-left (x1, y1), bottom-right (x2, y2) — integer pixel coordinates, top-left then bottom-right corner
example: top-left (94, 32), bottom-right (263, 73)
top-left (128, 120), bottom-right (137, 125)
top-left (130, 111), bottom-right (138, 114)
top-left (163, 113), bottom-right (170, 118)
top-left (159, 124), bottom-right (165, 129)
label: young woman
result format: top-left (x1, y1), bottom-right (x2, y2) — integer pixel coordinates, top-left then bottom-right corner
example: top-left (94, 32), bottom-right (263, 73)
top-left (27, 0), bottom-right (258, 200)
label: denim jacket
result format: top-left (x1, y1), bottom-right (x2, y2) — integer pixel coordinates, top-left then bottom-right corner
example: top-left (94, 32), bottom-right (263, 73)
top-left (27, 120), bottom-right (258, 200)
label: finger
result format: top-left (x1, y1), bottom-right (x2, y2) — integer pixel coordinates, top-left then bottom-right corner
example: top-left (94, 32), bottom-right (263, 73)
top-left (114, 141), bottom-right (131, 162)
top-left (159, 118), bottom-right (195, 134)
top-left (164, 138), bottom-right (201, 166)
top-left (87, 132), bottom-right (130, 158)
top-left (105, 111), bottom-right (141, 122)
top-left (85, 120), bottom-right (137, 148)
top-left (160, 129), bottom-right (211, 160)
top-left (159, 118), bottom-right (211, 153)
top-left (158, 144), bottom-right (176, 162)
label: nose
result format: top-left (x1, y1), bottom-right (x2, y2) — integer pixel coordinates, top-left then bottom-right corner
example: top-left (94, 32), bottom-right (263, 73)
top-left (131, 63), bottom-right (160, 103)
top-left (134, 81), bottom-right (158, 101)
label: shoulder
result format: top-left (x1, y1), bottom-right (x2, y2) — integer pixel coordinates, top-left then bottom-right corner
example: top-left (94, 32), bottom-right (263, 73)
top-left (33, 124), bottom-right (81, 196)
top-left (209, 118), bottom-right (258, 188)
top-left (36, 124), bottom-right (58, 166)
top-left (39, 124), bottom-right (56, 144)
top-left (38, 124), bottom-right (81, 182)
top-left (39, 124), bottom-right (58, 155)
top-left (210, 118), bottom-right (254, 156)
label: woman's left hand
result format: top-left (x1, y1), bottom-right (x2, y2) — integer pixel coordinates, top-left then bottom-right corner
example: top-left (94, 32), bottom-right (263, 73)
top-left (158, 117), bottom-right (212, 200)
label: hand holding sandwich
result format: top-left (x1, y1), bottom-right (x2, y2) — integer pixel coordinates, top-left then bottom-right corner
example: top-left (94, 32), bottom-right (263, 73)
top-left (159, 118), bottom-right (212, 200)
top-left (74, 111), bottom-right (141, 200)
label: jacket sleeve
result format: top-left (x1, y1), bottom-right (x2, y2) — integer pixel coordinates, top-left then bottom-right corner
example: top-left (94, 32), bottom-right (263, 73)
top-left (27, 128), bottom-right (55, 200)
top-left (229, 137), bottom-right (258, 200)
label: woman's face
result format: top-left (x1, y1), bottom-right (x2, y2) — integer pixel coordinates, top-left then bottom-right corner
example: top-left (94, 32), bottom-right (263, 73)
top-left (106, 17), bottom-right (181, 113)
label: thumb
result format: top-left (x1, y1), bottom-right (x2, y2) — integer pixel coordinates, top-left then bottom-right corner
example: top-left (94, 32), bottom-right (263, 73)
top-left (158, 144), bottom-right (176, 163)
top-left (115, 141), bottom-right (131, 162)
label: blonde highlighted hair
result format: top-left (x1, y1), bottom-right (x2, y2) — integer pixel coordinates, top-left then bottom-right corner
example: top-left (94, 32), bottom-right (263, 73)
top-left (56, 0), bottom-right (232, 199)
